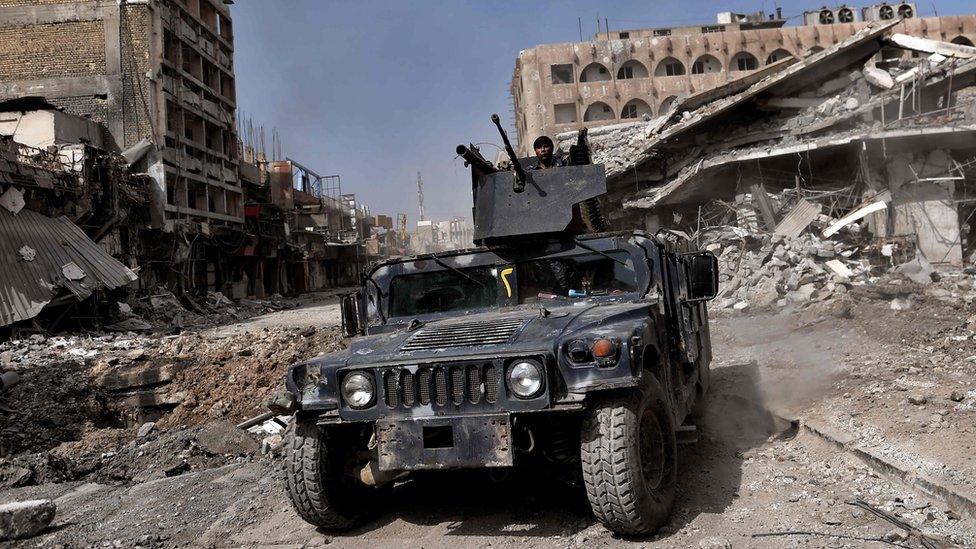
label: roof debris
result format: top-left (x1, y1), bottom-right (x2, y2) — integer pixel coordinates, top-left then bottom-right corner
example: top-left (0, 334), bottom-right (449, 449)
top-left (0, 186), bottom-right (24, 215)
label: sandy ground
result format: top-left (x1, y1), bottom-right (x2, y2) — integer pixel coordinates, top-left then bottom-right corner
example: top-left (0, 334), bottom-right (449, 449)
top-left (206, 291), bottom-right (345, 338)
top-left (2, 289), bottom-right (974, 548)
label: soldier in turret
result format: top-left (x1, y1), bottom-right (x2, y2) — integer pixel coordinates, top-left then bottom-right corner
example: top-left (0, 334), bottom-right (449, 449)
top-left (531, 135), bottom-right (565, 170)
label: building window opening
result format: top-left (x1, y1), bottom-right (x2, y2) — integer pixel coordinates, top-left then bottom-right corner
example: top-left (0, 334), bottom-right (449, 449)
top-left (766, 48), bottom-right (794, 64)
top-left (554, 103), bottom-right (577, 124)
top-left (653, 28), bottom-right (671, 37)
top-left (617, 60), bottom-right (648, 80)
top-left (660, 96), bottom-right (679, 113)
top-left (583, 102), bottom-right (614, 122)
top-left (621, 99), bottom-right (652, 119)
top-left (692, 54), bottom-right (722, 74)
top-left (619, 32), bottom-right (630, 39)
top-left (731, 52), bottom-right (758, 71)
top-left (551, 64), bottom-right (574, 84)
top-left (580, 62), bottom-right (611, 82)
top-left (655, 57), bottom-right (686, 77)
top-left (951, 36), bottom-right (975, 47)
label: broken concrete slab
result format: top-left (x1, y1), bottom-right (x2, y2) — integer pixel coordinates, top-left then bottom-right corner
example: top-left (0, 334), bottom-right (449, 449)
top-left (0, 499), bottom-right (56, 541)
top-left (115, 389), bottom-right (187, 409)
top-left (863, 66), bottom-right (895, 89)
top-left (825, 260), bottom-right (853, 279)
top-left (96, 363), bottom-right (182, 391)
top-left (887, 33), bottom-right (976, 59)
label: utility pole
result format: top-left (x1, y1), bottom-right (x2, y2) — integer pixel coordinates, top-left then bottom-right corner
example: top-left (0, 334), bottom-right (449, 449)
top-left (417, 171), bottom-right (426, 222)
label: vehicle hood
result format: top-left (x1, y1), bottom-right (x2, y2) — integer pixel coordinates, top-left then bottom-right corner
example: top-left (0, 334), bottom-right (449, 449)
top-left (340, 299), bottom-right (654, 366)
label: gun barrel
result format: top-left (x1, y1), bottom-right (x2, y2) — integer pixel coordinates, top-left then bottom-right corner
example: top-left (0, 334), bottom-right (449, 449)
top-left (456, 144), bottom-right (497, 174)
top-left (490, 114), bottom-right (526, 190)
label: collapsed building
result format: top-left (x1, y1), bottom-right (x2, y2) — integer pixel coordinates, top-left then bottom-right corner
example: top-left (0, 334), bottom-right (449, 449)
top-left (512, 4), bottom-right (976, 156)
top-left (557, 20), bottom-right (976, 309)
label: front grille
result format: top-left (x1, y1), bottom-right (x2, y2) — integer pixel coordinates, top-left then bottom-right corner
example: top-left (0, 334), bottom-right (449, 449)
top-left (400, 317), bottom-right (527, 352)
top-left (383, 364), bottom-right (500, 408)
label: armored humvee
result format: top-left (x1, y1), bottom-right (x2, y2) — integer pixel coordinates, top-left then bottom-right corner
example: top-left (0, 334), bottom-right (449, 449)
top-left (270, 115), bottom-right (718, 535)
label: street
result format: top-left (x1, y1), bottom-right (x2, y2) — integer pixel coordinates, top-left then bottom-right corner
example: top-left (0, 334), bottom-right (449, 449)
top-left (2, 286), bottom-right (973, 548)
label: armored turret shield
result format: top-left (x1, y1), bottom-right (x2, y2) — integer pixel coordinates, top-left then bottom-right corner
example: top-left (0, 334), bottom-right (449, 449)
top-left (473, 164), bottom-right (607, 245)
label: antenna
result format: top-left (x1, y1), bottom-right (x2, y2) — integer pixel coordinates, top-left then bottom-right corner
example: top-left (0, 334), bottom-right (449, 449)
top-left (417, 171), bottom-right (426, 222)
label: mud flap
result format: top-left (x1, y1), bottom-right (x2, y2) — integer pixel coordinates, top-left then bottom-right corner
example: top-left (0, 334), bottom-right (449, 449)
top-left (376, 415), bottom-right (512, 471)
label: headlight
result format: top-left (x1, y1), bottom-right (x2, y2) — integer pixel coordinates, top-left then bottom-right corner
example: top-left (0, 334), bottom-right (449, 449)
top-left (508, 360), bottom-right (544, 398)
top-left (341, 371), bottom-right (375, 408)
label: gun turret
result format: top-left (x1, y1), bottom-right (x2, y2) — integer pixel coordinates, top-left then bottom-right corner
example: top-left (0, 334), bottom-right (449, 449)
top-left (455, 144), bottom-right (497, 175)
top-left (490, 113), bottom-right (526, 193)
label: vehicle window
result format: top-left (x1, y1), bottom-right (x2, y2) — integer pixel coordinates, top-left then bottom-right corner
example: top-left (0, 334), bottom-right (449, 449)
top-left (389, 266), bottom-right (497, 316)
top-left (517, 251), bottom-right (636, 303)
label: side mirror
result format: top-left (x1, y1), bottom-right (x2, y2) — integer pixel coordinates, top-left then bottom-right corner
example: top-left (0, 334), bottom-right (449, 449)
top-left (340, 292), bottom-right (364, 337)
top-left (682, 251), bottom-right (719, 302)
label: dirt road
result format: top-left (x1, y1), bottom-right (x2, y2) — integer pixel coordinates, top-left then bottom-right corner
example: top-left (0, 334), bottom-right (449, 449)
top-left (2, 292), bottom-right (974, 547)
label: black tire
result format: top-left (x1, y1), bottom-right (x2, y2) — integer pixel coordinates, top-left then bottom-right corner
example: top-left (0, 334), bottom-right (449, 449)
top-left (580, 379), bottom-right (677, 536)
top-left (282, 421), bottom-right (378, 530)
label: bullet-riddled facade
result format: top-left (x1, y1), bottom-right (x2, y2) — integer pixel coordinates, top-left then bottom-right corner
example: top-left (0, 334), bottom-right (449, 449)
top-left (511, 6), bottom-right (976, 154)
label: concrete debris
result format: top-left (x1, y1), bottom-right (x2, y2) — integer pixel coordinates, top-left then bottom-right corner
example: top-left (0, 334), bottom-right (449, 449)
top-left (895, 256), bottom-right (936, 285)
top-left (887, 33), bottom-right (976, 59)
top-left (822, 194), bottom-right (889, 239)
top-left (863, 66), bottom-right (895, 89)
top-left (17, 246), bottom-right (34, 262)
top-left (890, 297), bottom-right (914, 311)
top-left (0, 499), bottom-right (55, 541)
top-left (0, 186), bottom-right (24, 215)
top-left (136, 422), bottom-right (156, 439)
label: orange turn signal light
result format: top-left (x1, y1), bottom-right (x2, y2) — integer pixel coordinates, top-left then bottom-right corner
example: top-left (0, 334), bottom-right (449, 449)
top-left (591, 338), bottom-right (616, 358)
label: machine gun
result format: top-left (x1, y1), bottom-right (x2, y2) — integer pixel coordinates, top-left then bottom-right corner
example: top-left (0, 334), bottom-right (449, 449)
top-left (455, 144), bottom-right (497, 175)
top-left (490, 113), bottom-right (526, 193)
top-left (569, 127), bottom-right (591, 166)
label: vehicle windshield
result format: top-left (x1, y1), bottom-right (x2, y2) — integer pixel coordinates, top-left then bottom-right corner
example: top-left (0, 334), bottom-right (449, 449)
top-left (387, 249), bottom-right (638, 317)
top-left (517, 251), bottom-right (637, 303)
top-left (389, 266), bottom-right (497, 317)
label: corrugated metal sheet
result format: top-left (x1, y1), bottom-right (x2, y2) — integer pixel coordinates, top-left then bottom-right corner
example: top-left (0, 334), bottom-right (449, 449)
top-left (773, 198), bottom-right (822, 238)
top-left (0, 208), bottom-right (138, 327)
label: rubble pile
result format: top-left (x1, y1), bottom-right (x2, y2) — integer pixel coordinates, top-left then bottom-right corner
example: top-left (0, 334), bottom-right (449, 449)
top-left (125, 288), bottom-right (295, 332)
top-left (0, 323), bottom-right (343, 487)
top-left (695, 188), bottom-right (951, 313)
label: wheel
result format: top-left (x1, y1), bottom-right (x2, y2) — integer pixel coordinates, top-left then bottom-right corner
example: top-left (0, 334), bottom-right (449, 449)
top-left (579, 379), bottom-right (677, 535)
top-left (282, 421), bottom-right (379, 530)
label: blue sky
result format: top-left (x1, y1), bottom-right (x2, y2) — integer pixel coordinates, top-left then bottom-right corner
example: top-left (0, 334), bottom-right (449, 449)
top-left (232, 0), bottom-right (973, 226)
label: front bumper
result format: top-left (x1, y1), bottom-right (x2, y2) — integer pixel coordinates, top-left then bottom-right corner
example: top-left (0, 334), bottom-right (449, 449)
top-left (376, 414), bottom-right (512, 471)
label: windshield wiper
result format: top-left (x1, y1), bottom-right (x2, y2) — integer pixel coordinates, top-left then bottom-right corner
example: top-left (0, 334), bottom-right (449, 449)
top-left (429, 253), bottom-right (486, 287)
top-left (574, 239), bottom-right (628, 266)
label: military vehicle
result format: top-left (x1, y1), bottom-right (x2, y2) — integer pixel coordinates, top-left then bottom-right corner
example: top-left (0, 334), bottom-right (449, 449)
top-left (270, 115), bottom-right (718, 535)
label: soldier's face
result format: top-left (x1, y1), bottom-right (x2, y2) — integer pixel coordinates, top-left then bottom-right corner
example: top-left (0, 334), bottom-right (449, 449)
top-left (535, 143), bottom-right (553, 159)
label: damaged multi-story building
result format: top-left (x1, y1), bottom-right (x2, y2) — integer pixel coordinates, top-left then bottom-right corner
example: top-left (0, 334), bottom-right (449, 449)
top-left (547, 18), bottom-right (976, 313)
top-left (0, 0), bottom-right (243, 289)
top-left (512, 3), bottom-right (976, 155)
top-left (0, 0), bottom-right (390, 332)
